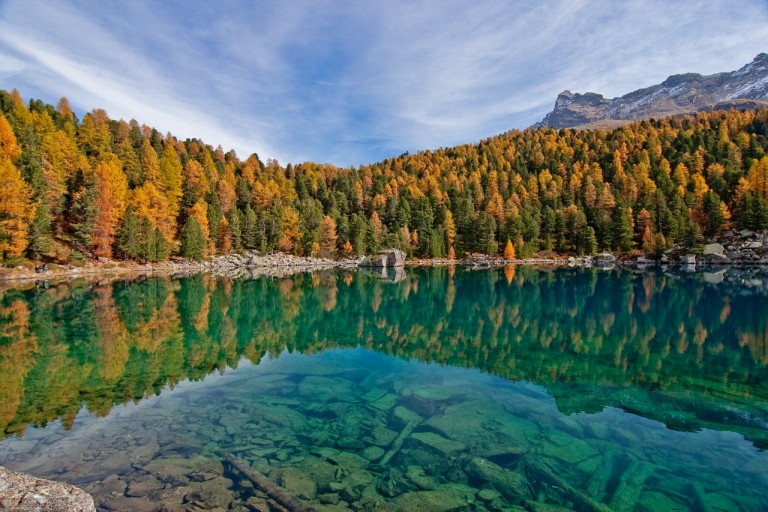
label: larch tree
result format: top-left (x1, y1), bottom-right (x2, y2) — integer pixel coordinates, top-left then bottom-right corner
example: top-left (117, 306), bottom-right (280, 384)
top-left (504, 239), bottom-right (516, 260)
top-left (0, 159), bottom-right (35, 259)
top-left (158, 143), bottom-right (183, 217)
top-left (320, 215), bottom-right (338, 258)
top-left (92, 154), bottom-right (129, 257)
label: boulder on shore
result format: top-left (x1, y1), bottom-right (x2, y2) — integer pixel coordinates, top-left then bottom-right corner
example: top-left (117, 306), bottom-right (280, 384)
top-left (0, 466), bottom-right (96, 512)
top-left (594, 252), bottom-right (616, 266)
top-left (359, 249), bottom-right (406, 268)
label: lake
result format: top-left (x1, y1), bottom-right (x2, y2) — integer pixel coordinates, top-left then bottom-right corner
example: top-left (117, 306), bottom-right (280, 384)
top-left (0, 266), bottom-right (766, 512)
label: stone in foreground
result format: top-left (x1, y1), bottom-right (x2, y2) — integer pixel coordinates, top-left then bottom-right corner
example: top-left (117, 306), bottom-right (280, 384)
top-left (0, 466), bottom-right (96, 512)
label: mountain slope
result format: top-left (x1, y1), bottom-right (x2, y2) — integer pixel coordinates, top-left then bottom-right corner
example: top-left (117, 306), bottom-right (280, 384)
top-left (534, 53), bottom-right (768, 129)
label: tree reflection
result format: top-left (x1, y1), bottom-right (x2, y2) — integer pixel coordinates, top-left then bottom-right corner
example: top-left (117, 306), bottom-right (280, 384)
top-left (0, 268), bottom-right (767, 446)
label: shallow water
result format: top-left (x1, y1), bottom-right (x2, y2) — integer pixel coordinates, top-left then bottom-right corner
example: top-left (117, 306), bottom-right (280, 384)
top-left (0, 267), bottom-right (766, 511)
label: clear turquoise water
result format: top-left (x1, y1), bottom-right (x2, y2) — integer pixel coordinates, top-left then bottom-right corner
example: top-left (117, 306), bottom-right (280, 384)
top-left (0, 267), bottom-right (766, 511)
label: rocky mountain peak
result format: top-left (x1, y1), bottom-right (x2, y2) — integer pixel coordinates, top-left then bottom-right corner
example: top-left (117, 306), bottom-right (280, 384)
top-left (533, 53), bottom-right (768, 130)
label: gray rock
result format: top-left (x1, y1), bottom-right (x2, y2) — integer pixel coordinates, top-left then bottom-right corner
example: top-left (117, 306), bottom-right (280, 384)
top-left (0, 466), bottom-right (96, 512)
top-left (739, 229), bottom-right (755, 237)
top-left (703, 243), bottom-right (725, 256)
top-left (682, 254), bottom-right (696, 265)
top-left (359, 249), bottom-right (406, 268)
top-left (743, 241), bottom-right (763, 249)
top-left (594, 252), bottom-right (616, 266)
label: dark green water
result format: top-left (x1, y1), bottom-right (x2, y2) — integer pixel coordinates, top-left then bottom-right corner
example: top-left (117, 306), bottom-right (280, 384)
top-left (0, 267), bottom-right (766, 511)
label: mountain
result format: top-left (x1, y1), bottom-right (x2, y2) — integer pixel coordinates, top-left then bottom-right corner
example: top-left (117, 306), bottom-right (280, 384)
top-left (533, 53), bottom-right (768, 129)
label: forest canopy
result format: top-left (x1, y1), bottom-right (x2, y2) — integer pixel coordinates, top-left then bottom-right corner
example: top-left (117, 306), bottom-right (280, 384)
top-left (1, 88), bottom-right (767, 264)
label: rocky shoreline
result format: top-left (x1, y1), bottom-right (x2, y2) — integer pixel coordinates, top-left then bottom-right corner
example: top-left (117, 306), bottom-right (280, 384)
top-left (1, 229), bottom-right (767, 286)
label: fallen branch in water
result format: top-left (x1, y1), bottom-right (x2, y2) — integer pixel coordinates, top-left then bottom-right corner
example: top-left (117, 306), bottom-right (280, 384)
top-left (225, 452), bottom-right (317, 512)
top-left (525, 458), bottom-right (613, 512)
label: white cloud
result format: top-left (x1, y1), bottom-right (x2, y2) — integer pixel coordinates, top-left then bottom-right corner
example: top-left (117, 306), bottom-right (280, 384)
top-left (0, 0), bottom-right (766, 166)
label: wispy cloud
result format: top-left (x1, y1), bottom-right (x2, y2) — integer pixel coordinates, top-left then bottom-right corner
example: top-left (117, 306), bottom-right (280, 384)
top-left (0, 0), bottom-right (766, 166)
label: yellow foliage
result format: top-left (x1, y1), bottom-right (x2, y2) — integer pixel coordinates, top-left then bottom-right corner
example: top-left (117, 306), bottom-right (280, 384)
top-left (130, 182), bottom-right (176, 242)
top-left (503, 240), bottom-right (516, 260)
top-left (0, 159), bottom-right (34, 258)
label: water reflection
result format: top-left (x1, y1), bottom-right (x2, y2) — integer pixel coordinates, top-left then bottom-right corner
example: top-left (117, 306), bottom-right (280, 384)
top-left (1, 267), bottom-right (766, 447)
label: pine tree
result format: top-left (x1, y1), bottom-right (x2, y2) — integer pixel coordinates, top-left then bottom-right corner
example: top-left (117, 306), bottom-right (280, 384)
top-left (139, 217), bottom-right (156, 261)
top-left (611, 207), bottom-right (633, 252)
top-left (582, 226), bottom-right (598, 256)
top-left (154, 228), bottom-right (170, 262)
top-left (242, 205), bottom-right (258, 249)
top-left (28, 202), bottom-right (52, 259)
top-left (117, 207), bottom-right (141, 260)
top-left (229, 208), bottom-right (243, 251)
top-left (181, 217), bottom-right (206, 261)
top-left (68, 170), bottom-right (98, 253)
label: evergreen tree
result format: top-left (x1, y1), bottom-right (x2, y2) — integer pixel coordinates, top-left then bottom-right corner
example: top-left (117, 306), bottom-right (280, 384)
top-left (28, 201), bottom-right (52, 259)
top-left (477, 212), bottom-right (498, 255)
top-left (611, 207), bottom-right (633, 252)
top-left (229, 208), bottom-right (243, 251)
top-left (181, 217), bottom-right (206, 261)
top-left (581, 226), bottom-right (598, 256)
top-left (117, 207), bottom-right (141, 259)
top-left (154, 227), bottom-right (170, 261)
top-left (68, 170), bottom-right (98, 253)
top-left (242, 204), bottom-right (258, 249)
top-left (140, 217), bottom-right (156, 261)
top-left (428, 228), bottom-right (445, 258)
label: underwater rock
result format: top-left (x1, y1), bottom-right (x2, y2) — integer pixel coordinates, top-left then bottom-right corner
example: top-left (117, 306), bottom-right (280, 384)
top-left (100, 495), bottom-right (158, 512)
top-left (464, 457), bottom-right (530, 502)
top-left (129, 440), bottom-right (160, 466)
top-left (635, 491), bottom-right (690, 512)
top-left (0, 466), bottom-right (96, 512)
top-left (250, 403), bottom-right (308, 430)
top-left (272, 467), bottom-right (318, 500)
top-left (312, 447), bottom-right (369, 470)
top-left (368, 424), bottom-right (398, 447)
top-left (298, 376), bottom-right (355, 403)
top-left (407, 432), bottom-right (467, 457)
top-left (182, 475), bottom-right (235, 509)
top-left (424, 402), bottom-right (537, 458)
top-left (542, 430), bottom-right (599, 466)
top-left (338, 469), bottom-right (375, 503)
top-left (125, 474), bottom-right (164, 497)
top-left (294, 457), bottom-right (338, 491)
top-left (525, 500), bottom-right (576, 512)
top-left (393, 484), bottom-right (475, 512)
top-left (361, 446), bottom-right (386, 462)
top-left (143, 457), bottom-right (223, 486)
top-left (405, 465), bottom-right (439, 491)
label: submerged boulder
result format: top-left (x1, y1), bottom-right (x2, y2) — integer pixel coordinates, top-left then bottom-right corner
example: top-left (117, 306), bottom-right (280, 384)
top-left (0, 466), bottom-right (96, 512)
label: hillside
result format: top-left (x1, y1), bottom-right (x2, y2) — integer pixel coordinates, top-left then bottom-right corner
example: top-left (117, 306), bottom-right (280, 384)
top-left (1, 88), bottom-right (768, 266)
top-left (534, 53), bottom-right (768, 129)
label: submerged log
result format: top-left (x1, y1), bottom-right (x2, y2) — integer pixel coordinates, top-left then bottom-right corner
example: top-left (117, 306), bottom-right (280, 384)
top-left (689, 482), bottom-right (715, 512)
top-left (225, 452), bottom-right (317, 512)
top-left (379, 409), bottom-right (422, 466)
top-left (608, 456), bottom-right (653, 512)
top-left (525, 458), bottom-right (612, 512)
top-left (586, 448), bottom-right (616, 502)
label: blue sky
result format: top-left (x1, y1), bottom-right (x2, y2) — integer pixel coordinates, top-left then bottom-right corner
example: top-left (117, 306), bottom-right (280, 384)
top-left (0, 1), bottom-right (766, 167)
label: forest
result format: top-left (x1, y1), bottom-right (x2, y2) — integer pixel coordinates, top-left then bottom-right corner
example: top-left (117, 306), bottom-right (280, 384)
top-left (1, 88), bottom-right (768, 264)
